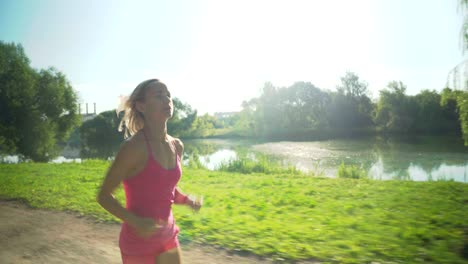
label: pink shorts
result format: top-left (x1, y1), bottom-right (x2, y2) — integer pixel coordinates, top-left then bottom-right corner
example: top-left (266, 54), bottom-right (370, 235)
top-left (120, 237), bottom-right (179, 264)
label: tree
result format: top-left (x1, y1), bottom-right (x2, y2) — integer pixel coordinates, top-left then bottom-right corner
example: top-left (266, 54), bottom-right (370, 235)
top-left (329, 72), bottom-right (374, 130)
top-left (441, 88), bottom-right (468, 145)
top-left (231, 99), bottom-right (258, 137)
top-left (80, 110), bottom-right (123, 159)
top-left (412, 90), bottom-right (445, 133)
top-left (257, 82), bottom-right (282, 136)
top-left (440, 88), bottom-right (462, 134)
top-left (374, 81), bottom-right (414, 133)
top-left (0, 41), bottom-right (80, 161)
top-left (188, 114), bottom-right (217, 138)
top-left (281, 82), bottom-right (330, 129)
top-left (167, 98), bottom-right (197, 137)
top-left (336, 72), bottom-right (369, 98)
top-left (456, 91), bottom-right (468, 145)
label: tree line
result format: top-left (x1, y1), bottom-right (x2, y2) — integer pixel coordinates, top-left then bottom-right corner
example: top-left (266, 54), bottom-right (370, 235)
top-left (232, 74), bottom-right (468, 143)
top-left (1, 40), bottom-right (467, 162)
top-left (78, 72), bottom-right (468, 159)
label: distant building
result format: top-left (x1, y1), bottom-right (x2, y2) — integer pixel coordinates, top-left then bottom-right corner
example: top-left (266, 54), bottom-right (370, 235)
top-left (214, 111), bottom-right (238, 119)
top-left (79, 103), bottom-right (98, 121)
top-left (81, 113), bottom-right (97, 122)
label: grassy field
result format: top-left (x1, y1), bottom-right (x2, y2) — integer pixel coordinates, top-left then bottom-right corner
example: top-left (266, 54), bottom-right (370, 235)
top-left (0, 160), bottom-right (467, 263)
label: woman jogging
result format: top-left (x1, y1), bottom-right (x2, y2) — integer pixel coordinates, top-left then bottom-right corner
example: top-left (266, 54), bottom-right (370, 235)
top-left (97, 79), bottom-right (202, 264)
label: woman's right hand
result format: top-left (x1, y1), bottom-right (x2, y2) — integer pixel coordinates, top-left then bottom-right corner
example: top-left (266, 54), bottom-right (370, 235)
top-left (187, 195), bottom-right (203, 212)
top-left (128, 216), bottom-right (166, 238)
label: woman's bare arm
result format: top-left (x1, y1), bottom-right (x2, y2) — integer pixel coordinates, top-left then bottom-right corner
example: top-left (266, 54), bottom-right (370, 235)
top-left (172, 137), bottom-right (188, 204)
top-left (96, 140), bottom-right (141, 226)
top-left (172, 138), bottom-right (201, 211)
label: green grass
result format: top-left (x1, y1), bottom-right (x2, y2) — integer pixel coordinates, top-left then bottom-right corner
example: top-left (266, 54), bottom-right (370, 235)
top-left (0, 161), bottom-right (467, 263)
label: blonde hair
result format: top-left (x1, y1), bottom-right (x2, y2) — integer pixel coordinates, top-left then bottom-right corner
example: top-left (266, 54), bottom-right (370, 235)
top-left (117, 79), bottom-right (160, 138)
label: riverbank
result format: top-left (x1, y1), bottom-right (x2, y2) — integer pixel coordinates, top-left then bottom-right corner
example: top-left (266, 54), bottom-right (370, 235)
top-left (0, 161), bottom-right (467, 263)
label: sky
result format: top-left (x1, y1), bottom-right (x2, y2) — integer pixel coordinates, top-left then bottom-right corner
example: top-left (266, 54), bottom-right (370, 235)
top-left (0, 0), bottom-right (466, 115)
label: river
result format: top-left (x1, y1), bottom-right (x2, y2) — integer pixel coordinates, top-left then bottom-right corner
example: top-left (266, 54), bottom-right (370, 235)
top-left (3, 136), bottom-right (467, 183)
top-left (184, 136), bottom-right (468, 183)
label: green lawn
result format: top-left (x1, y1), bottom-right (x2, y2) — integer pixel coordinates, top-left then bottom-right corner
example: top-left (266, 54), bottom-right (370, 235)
top-left (0, 161), bottom-right (467, 263)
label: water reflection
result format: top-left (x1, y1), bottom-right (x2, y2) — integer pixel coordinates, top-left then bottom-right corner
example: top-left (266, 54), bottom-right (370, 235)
top-left (368, 157), bottom-right (468, 182)
top-left (50, 156), bottom-right (82, 164)
top-left (184, 137), bottom-right (468, 183)
top-left (198, 149), bottom-right (237, 170)
top-left (1, 155), bottom-right (82, 164)
top-left (3, 136), bottom-right (467, 183)
top-left (252, 137), bottom-right (468, 183)
top-left (1, 155), bottom-right (19, 164)
top-left (188, 147), bottom-right (468, 183)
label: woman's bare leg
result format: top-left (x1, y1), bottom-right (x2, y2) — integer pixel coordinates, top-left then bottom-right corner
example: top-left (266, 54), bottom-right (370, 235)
top-left (155, 247), bottom-right (182, 264)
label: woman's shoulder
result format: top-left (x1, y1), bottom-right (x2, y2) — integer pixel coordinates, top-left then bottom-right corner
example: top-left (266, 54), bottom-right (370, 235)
top-left (168, 135), bottom-right (184, 154)
top-left (117, 132), bottom-right (146, 160)
top-left (107, 132), bottom-right (147, 180)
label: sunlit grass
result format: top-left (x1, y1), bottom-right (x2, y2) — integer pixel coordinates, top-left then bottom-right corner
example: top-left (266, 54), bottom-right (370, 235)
top-left (0, 161), bottom-right (467, 263)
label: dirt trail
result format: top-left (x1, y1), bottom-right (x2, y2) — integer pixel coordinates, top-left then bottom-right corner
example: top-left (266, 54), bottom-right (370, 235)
top-left (0, 200), bottom-right (277, 264)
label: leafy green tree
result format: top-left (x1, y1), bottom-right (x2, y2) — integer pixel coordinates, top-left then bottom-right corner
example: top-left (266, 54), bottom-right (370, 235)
top-left (374, 81), bottom-right (415, 133)
top-left (440, 88), bottom-right (462, 134)
top-left (328, 72), bottom-right (374, 130)
top-left (0, 42), bottom-right (80, 161)
top-left (456, 91), bottom-right (468, 145)
top-left (256, 82), bottom-right (282, 136)
top-left (168, 98), bottom-right (197, 137)
top-left (441, 88), bottom-right (468, 145)
top-left (249, 81), bottom-right (333, 138)
top-left (80, 111), bottom-right (123, 159)
top-left (281, 81), bottom-right (330, 129)
top-left (0, 42), bottom-right (35, 155)
top-left (336, 72), bottom-right (369, 98)
top-left (187, 114), bottom-right (219, 138)
top-left (412, 90), bottom-right (445, 133)
top-left (66, 127), bottom-right (81, 148)
top-left (375, 85), bottom-right (463, 136)
top-left (231, 99), bottom-right (258, 137)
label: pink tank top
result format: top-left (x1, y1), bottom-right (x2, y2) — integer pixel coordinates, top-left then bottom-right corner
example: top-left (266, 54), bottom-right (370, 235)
top-left (119, 131), bottom-right (182, 255)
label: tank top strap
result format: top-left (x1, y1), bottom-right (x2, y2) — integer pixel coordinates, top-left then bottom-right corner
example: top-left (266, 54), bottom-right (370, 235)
top-left (142, 129), bottom-right (154, 159)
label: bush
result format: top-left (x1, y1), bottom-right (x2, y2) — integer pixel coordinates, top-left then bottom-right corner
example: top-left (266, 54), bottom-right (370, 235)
top-left (217, 153), bottom-right (302, 175)
top-left (338, 161), bottom-right (368, 179)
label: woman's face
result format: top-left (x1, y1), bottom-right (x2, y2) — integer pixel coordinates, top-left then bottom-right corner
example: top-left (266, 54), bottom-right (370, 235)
top-left (140, 82), bottom-right (173, 120)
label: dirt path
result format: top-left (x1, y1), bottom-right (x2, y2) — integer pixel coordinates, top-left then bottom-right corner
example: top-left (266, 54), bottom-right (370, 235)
top-left (0, 200), bottom-right (278, 264)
